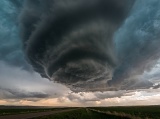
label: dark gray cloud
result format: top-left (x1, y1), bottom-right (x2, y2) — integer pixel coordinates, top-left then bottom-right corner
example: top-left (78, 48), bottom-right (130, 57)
top-left (0, 87), bottom-right (49, 99)
top-left (9, 0), bottom-right (24, 9)
top-left (63, 90), bottom-right (136, 104)
top-left (67, 92), bottom-right (98, 103)
top-left (1, 0), bottom-right (160, 95)
top-left (19, 0), bottom-right (135, 91)
top-left (94, 91), bottom-right (126, 99)
top-left (109, 0), bottom-right (160, 89)
top-left (0, 0), bottom-right (31, 71)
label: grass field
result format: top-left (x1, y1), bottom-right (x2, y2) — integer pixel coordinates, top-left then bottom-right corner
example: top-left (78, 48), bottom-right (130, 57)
top-left (32, 106), bottom-right (160, 119)
top-left (89, 105), bottom-right (160, 119)
top-left (32, 108), bottom-right (126, 119)
top-left (0, 106), bottom-right (74, 116)
top-left (0, 105), bottom-right (159, 119)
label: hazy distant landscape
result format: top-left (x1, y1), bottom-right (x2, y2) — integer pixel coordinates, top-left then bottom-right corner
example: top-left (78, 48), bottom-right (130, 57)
top-left (0, 105), bottom-right (159, 119)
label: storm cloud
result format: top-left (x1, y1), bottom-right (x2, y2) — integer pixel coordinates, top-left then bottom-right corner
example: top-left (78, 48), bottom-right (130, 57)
top-left (19, 0), bottom-right (135, 91)
top-left (109, 0), bottom-right (160, 89)
top-left (1, 0), bottom-right (160, 94)
top-left (0, 61), bottom-right (69, 101)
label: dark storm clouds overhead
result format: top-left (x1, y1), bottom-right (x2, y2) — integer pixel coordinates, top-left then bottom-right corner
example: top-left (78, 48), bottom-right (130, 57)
top-left (0, 0), bottom-right (31, 70)
top-left (20, 0), bottom-right (135, 91)
top-left (1, 0), bottom-right (160, 93)
top-left (111, 0), bottom-right (160, 89)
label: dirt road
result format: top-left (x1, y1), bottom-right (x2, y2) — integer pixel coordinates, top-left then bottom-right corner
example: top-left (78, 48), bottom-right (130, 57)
top-left (0, 108), bottom-right (79, 119)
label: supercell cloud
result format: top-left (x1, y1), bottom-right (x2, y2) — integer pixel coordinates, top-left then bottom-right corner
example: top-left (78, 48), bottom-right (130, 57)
top-left (111, 0), bottom-right (160, 90)
top-left (1, 0), bottom-right (160, 93)
top-left (19, 0), bottom-right (135, 91)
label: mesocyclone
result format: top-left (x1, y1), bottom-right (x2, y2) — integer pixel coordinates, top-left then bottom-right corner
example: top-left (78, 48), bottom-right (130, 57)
top-left (20, 0), bottom-right (135, 91)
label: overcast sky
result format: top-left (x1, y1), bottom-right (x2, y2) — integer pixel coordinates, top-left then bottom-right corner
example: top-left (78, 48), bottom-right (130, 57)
top-left (0, 0), bottom-right (160, 107)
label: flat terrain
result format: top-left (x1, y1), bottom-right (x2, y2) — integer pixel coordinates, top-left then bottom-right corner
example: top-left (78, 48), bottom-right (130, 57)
top-left (90, 105), bottom-right (160, 119)
top-left (0, 108), bottom-right (79, 119)
top-left (0, 106), bottom-right (73, 116)
top-left (0, 105), bottom-right (159, 119)
top-left (33, 108), bottom-right (135, 119)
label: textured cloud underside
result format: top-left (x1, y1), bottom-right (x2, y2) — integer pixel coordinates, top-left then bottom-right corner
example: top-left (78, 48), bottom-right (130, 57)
top-left (2, 0), bottom-right (160, 92)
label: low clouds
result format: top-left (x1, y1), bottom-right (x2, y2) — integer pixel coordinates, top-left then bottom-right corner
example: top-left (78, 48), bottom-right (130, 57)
top-left (0, 60), bottom-right (159, 106)
top-left (56, 89), bottom-right (160, 106)
top-left (0, 87), bottom-right (49, 99)
top-left (0, 61), bottom-right (69, 100)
